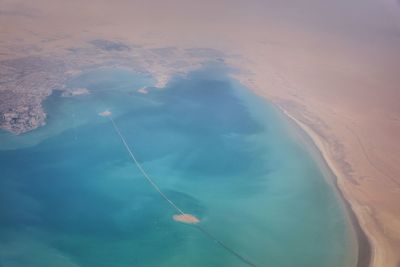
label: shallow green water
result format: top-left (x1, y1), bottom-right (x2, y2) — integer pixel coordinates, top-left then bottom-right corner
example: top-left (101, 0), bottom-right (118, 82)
top-left (0, 66), bottom-right (357, 267)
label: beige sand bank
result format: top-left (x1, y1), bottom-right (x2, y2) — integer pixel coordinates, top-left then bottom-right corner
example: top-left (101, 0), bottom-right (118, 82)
top-left (173, 214), bottom-right (200, 224)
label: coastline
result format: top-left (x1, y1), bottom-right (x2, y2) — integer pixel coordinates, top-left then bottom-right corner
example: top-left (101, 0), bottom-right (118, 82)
top-left (275, 105), bottom-right (372, 267)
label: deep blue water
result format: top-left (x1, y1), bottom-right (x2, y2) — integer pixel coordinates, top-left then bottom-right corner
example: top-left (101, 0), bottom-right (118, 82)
top-left (0, 66), bottom-right (357, 267)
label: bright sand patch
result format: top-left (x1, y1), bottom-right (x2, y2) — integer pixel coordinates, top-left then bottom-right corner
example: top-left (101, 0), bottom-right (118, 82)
top-left (137, 87), bottom-right (149, 94)
top-left (99, 110), bottom-right (111, 117)
top-left (173, 214), bottom-right (200, 224)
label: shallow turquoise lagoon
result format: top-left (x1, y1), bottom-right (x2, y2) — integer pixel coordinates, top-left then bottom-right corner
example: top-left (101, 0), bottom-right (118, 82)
top-left (0, 67), bottom-right (357, 267)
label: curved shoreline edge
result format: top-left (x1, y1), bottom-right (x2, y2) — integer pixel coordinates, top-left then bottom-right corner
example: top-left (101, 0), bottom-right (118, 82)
top-left (275, 105), bottom-right (372, 267)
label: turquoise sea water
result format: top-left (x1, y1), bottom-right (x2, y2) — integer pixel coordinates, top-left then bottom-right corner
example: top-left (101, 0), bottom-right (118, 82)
top-left (0, 66), bottom-right (357, 267)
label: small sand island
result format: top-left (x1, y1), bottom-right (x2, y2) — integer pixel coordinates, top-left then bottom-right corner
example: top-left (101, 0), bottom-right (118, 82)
top-left (172, 214), bottom-right (200, 224)
top-left (137, 87), bottom-right (149, 94)
top-left (99, 110), bottom-right (112, 117)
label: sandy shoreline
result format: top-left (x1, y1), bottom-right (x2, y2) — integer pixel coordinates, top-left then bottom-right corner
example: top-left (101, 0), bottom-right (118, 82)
top-left (276, 106), bottom-right (372, 267)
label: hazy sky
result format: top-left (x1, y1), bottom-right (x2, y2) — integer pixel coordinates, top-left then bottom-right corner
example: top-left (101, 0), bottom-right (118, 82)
top-left (1, 0), bottom-right (399, 112)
